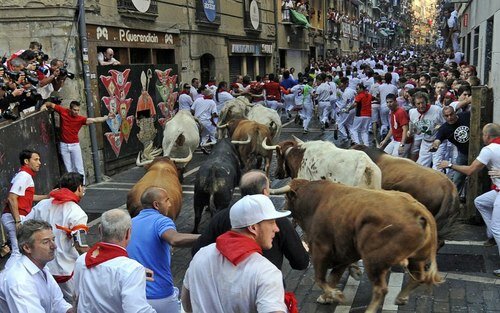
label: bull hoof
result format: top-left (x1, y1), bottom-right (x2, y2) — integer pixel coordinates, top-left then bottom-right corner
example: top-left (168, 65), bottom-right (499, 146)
top-left (349, 265), bottom-right (363, 281)
top-left (316, 290), bottom-right (345, 304)
top-left (395, 296), bottom-right (409, 305)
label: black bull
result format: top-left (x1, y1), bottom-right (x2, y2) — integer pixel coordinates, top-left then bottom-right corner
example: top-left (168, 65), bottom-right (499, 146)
top-left (193, 138), bottom-right (241, 233)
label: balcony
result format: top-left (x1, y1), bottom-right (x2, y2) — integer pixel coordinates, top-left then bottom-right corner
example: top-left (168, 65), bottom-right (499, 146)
top-left (117, 0), bottom-right (158, 21)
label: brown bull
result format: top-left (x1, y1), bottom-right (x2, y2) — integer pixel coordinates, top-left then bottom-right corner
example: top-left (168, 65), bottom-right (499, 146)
top-left (352, 145), bottom-right (460, 240)
top-left (127, 157), bottom-right (183, 219)
top-left (273, 179), bottom-right (442, 313)
top-left (231, 120), bottom-right (275, 176)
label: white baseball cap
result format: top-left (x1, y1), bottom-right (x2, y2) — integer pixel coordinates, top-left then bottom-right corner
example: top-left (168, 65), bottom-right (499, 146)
top-left (230, 195), bottom-right (291, 228)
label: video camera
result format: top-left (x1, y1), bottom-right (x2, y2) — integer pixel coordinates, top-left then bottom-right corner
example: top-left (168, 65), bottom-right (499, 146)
top-left (59, 66), bottom-right (75, 80)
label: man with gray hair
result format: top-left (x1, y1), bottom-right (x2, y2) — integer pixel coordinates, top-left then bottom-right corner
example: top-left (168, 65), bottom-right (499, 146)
top-left (73, 209), bottom-right (156, 312)
top-left (0, 220), bottom-right (73, 312)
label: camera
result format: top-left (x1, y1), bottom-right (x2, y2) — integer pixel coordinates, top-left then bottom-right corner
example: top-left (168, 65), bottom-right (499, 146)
top-left (2, 109), bottom-right (18, 121)
top-left (59, 67), bottom-right (75, 80)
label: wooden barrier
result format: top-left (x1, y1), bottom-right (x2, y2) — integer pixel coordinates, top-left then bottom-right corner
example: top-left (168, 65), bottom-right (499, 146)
top-left (466, 86), bottom-right (493, 217)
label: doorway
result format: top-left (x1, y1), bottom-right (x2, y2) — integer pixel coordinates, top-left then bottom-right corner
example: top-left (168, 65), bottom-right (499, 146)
top-left (200, 53), bottom-right (215, 85)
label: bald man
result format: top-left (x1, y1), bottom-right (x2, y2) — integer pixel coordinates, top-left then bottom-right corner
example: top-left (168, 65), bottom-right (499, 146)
top-left (98, 48), bottom-right (120, 66)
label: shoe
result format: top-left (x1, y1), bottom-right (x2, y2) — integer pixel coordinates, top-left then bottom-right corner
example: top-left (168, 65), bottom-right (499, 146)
top-left (200, 146), bottom-right (210, 155)
top-left (494, 269), bottom-right (500, 277)
top-left (303, 129), bottom-right (309, 134)
top-left (325, 122), bottom-right (329, 129)
top-left (334, 129), bottom-right (338, 140)
top-left (483, 238), bottom-right (497, 247)
top-left (320, 123), bottom-right (325, 132)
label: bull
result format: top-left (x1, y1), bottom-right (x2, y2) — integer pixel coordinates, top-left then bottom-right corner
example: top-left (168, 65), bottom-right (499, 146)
top-left (272, 179), bottom-right (442, 313)
top-left (247, 104), bottom-right (282, 143)
top-left (193, 138), bottom-right (241, 233)
top-left (161, 110), bottom-right (200, 181)
top-left (273, 137), bottom-right (382, 189)
top-left (127, 156), bottom-right (189, 218)
top-left (231, 120), bottom-right (275, 176)
top-left (217, 97), bottom-right (253, 138)
top-left (352, 145), bottom-right (460, 241)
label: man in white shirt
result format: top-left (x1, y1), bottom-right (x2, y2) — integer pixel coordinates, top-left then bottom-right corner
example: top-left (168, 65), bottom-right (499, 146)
top-left (191, 88), bottom-right (218, 146)
top-left (182, 194), bottom-right (289, 313)
top-left (178, 83), bottom-right (194, 111)
top-left (438, 123), bottom-right (500, 277)
top-left (409, 92), bottom-right (446, 169)
top-left (0, 220), bottom-right (73, 313)
top-left (190, 78), bottom-right (200, 101)
top-left (315, 73), bottom-right (333, 131)
top-left (73, 209), bottom-right (155, 313)
top-left (97, 48), bottom-right (120, 66)
top-left (26, 172), bottom-right (89, 302)
top-left (336, 77), bottom-right (357, 143)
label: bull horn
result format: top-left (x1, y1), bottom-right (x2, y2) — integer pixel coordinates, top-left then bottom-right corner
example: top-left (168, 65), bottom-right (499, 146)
top-left (150, 147), bottom-right (163, 157)
top-left (136, 151), bottom-right (154, 167)
top-left (217, 123), bottom-right (228, 129)
top-left (170, 148), bottom-right (193, 164)
top-left (262, 138), bottom-right (279, 150)
top-left (231, 134), bottom-right (251, 145)
top-left (269, 185), bottom-right (291, 195)
top-left (292, 135), bottom-right (304, 145)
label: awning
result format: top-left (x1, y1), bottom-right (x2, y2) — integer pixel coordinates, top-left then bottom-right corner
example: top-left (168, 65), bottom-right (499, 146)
top-left (379, 29), bottom-right (388, 37)
top-left (290, 10), bottom-right (311, 28)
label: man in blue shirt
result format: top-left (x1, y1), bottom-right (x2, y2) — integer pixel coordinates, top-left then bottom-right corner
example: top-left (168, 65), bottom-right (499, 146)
top-left (127, 187), bottom-right (200, 313)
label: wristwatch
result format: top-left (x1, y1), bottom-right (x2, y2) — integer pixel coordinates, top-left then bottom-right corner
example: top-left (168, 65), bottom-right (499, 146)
top-left (447, 163), bottom-right (453, 169)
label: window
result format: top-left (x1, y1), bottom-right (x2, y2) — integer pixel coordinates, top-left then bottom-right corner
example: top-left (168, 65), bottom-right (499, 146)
top-left (472, 26), bottom-right (479, 66)
top-left (130, 48), bottom-right (151, 64)
top-left (154, 49), bottom-right (175, 65)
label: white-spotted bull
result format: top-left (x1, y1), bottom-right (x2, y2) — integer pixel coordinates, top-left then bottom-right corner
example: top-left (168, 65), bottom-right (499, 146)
top-left (193, 138), bottom-right (241, 233)
top-left (247, 104), bottom-right (282, 143)
top-left (217, 97), bottom-right (253, 138)
top-left (161, 110), bottom-right (199, 181)
top-left (231, 120), bottom-right (275, 176)
top-left (127, 156), bottom-right (187, 218)
top-left (352, 145), bottom-right (460, 242)
top-left (274, 137), bottom-right (382, 189)
top-left (271, 179), bottom-right (442, 313)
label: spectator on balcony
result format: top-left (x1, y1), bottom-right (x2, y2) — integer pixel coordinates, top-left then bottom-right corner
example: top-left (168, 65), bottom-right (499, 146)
top-left (98, 48), bottom-right (120, 66)
top-left (282, 0), bottom-right (294, 22)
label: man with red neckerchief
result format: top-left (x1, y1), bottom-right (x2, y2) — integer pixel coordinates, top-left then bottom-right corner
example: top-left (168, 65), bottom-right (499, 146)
top-left (438, 123), bottom-right (500, 277)
top-left (2, 149), bottom-right (49, 269)
top-left (182, 194), bottom-right (290, 313)
top-left (73, 209), bottom-right (155, 313)
top-left (26, 172), bottom-right (89, 302)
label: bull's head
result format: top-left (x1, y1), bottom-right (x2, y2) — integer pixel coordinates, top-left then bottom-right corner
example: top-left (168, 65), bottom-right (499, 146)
top-left (274, 140), bottom-right (297, 179)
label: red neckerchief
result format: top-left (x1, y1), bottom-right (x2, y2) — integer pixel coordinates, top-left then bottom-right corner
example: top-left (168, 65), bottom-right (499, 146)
top-left (418, 104), bottom-right (431, 120)
top-left (490, 138), bottom-right (500, 145)
top-left (180, 90), bottom-right (189, 95)
top-left (20, 165), bottom-right (36, 177)
top-left (50, 188), bottom-right (80, 205)
top-left (203, 94), bottom-right (213, 99)
top-left (216, 231), bottom-right (262, 266)
top-left (85, 242), bottom-right (128, 268)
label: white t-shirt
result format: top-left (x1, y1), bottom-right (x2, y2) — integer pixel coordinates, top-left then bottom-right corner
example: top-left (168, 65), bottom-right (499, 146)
top-left (9, 171), bottom-right (34, 197)
top-left (74, 253), bottom-right (155, 313)
top-left (191, 98), bottom-right (217, 122)
top-left (178, 94), bottom-right (193, 111)
top-left (190, 86), bottom-right (199, 101)
top-left (378, 83), bottom-right (398, 106)
top-left (215, 91), bottom-right (234, 112)
top-left (26, 198), bottom-right (88, 276)
top-left (315, 82), bottom-right (331, 102)
top-left (183, 243), bottom-right (286, 313)
top-left (337, 87), bottom-right (357, 109)
top-left (476, 143), bottom-right (500, 187)
top-left (327, 82), bottom-right (338, 102)
top-left (409, 105), bottom-right (445, 141)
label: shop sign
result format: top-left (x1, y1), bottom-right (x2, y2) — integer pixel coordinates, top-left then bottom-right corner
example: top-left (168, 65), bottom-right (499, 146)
top-left (88, 25), bottom-right (177, 46)
top-left (261, 44), bottom-right (273, 54)
top-left (232, 44), bottom-right (256, 54)
top-left (203, 0), bottom-right (217, 22)
top-left (231, 43), bottom-right (273, 54)
top-left (249, 0), bottom-right (260, 30)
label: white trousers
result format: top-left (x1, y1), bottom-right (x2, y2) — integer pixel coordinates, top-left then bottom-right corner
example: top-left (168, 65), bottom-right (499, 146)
top-left (351, 116), bottom-right (371, 146)
top-left (148, 287), bottom-right (181, 313)
top-left (200, 121), bottom-right (217, 145)
top-left (60, 142), bottom-right (85, 184)
top-left (1, 213), bottom-right (25, 269)
top-left (318, 101), bottom-right (332, 124)
top-left (301, 103), bottom-right (313, 130)
top-left (474, 190), bottom-right (500, 255)
top-left (379, 104), bottom-right (390, 136)
top-left (417, 140), bottom-right (445, 170)
top-left (384, 139), bottom-right (412, 158)
top-left (283, 94), bottom-right (295, 112)
top-left (337, 110), bottom-right (355, 138)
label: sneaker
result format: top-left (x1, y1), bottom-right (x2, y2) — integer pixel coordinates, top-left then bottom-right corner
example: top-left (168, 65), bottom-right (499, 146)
top-left (200, 146), bottom-right (210, 155)
top-left (483, 238), bottom-right (497, 247)
top-left (303, 129), bottom-right (309, 134)
top-left (494, 269), bottom-right (500, 277)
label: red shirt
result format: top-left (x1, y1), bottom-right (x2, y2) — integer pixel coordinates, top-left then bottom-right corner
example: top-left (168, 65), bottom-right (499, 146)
top-left (390, 107), bottom-right (409, 142)
top-left (354, 91), bottom-right (372, 117)
top-left (263, 81), bottom-right (282, 101)
top-left (54, 105), bottom-right (88, 143)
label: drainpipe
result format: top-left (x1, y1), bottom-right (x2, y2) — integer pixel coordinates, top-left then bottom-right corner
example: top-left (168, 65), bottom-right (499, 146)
top-left (273, 0), bottom-right (279, 73)
top-left (77, 0), bottom-right (102, 183)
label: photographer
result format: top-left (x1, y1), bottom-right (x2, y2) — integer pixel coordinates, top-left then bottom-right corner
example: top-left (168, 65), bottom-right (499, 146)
top-left (37, 58), bottom-right (66, 100)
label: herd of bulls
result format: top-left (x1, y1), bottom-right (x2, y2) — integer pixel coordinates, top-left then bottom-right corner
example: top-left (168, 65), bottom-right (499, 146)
top-left (125, 97), bottom-right (460, 313)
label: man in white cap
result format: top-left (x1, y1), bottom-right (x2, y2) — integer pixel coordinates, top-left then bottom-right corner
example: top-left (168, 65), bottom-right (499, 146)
top-left (181, 194), bottom-right (289, 313)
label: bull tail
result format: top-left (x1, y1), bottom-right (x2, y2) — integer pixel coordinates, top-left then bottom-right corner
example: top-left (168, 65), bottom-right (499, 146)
top-left (434, 186), bottom-right (461, 241)
top-left (420, 213), bottom-right (444, 286)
